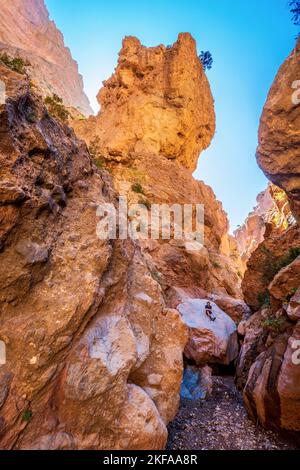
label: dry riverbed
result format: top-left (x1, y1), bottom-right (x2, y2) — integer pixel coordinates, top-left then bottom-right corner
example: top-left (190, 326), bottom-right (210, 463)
top-left (167, 376), bottom-right (299, 451)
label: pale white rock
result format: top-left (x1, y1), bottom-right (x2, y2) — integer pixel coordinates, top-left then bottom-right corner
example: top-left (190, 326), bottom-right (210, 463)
top-left (177, 299), bottom-right (238, 365)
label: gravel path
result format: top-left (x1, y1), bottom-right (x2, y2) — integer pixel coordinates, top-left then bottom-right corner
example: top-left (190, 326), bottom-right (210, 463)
top-left (167, 376), bottom-right (299, 450)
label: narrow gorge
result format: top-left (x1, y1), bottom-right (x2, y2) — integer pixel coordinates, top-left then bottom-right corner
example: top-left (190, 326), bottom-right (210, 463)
top-left (0, 0), bottom-right (299, 452)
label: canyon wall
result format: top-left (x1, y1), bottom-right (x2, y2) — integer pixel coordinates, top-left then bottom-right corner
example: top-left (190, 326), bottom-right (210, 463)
top-left (0, 0), bottom-right (93, 116)
top-left (0, 65), bottom-right (187, 450)
top-left (0, 29), bottom-right (246, 450)
top-left (236, 39), bottom-right (300, 435)
top-left (257, 38), bottom-right (300, 221)
top-left (74, 33), bottom-right (244, 304)
top-left (234, 184), bottom-right (294, 274)
top-left (75, 34), bottom-right (250, 402)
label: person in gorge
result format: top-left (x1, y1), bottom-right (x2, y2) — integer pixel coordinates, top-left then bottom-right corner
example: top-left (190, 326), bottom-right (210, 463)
top-left (205, 301), bottom-right (216, 322)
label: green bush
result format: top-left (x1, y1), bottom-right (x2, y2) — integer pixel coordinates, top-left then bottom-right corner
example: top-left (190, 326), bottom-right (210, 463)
top-left (45, 94), bottom-right (69, 123)
top-left (0, 53), bottom-right (29, 74)
top-left (22, 409), bottom-right (33, 422)
top-left (261, 317), bottom-right (286, 333)
top-left (131, 182), bottom-right (144, 195)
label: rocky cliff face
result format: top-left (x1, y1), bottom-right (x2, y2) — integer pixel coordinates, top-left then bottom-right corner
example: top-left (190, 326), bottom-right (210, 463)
top-left (234, 184), bottom-right (294, 273)
top-left (75, 34), bottom-right (215, 171)
top-left (257, 38), bottom-right (300, 221)
top-left (0, 0), bottom-right (93, 116)
top-left (0, 29), bottom-right (247, 450)
top-left (236, 40), bottom-right (300, 435)
top-left (0, 65), bottom-right (187, 450)
top-left (74, 34), bottom-right (243, 304)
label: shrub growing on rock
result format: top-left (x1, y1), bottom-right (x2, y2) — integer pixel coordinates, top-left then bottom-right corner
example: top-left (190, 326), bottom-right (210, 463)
top-left (45, 94), bottom-right (69, 124)
top-left (0, 53), bottom-right (29, 74)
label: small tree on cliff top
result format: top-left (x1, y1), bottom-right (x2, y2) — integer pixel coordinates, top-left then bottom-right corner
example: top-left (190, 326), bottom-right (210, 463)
top-left (289, 0), bottom-right (300, 26)
top-left (199, 51), bottom-right (213, 72)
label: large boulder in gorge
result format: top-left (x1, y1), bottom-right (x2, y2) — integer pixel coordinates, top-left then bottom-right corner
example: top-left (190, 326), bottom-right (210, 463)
top-left (177, 299), bottom-right (239, 365)
top-left (256, 38), bottom-right (300, 221)
top-left (74, 34), bottom-right (243, 300)
top-left (180, 365), bottom-right (212, 401)
top-left (238, 39), bottom-right (300, 433)
top-left (0, 65), bottom-right (187, 450)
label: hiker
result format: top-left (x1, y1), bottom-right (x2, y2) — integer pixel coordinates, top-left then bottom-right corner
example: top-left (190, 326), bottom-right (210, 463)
top-left (205, 301), bottom-right (216, 322)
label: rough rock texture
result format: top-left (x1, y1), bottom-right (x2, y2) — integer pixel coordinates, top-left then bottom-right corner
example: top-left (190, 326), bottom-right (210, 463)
top-left (242, 319), bottom-right (300, 432)
top-left (180, 365), bottom-right (212, 400)
top-left (287, 288), bottom-right (300, 321)
top-left (257, 38), bottom-right (300, 221)
top-left (242, 224), bottom-right (300, 311)
top-left (237, 40), bottom-right (300, 435)
top-left (269, 256), bottom-right (300, 302)
top-left (234, 184), bottom-right (294, 273)
top-left (166, 286), bottom-right (249, 323)
top-left (177, 299), bottom-right (238, 365)
top-left (168, 375), bottom-right (298, 450)
top-left (75, 34), bottom-right (215, 171)
top-left (74, 34), bottom-right (243, 301)
top-left (236, 299), bottom-right (300, 432)
top-left (0, 65), bottom-right (187, 450)
top-left (0, 0), bottom-right (93, 116)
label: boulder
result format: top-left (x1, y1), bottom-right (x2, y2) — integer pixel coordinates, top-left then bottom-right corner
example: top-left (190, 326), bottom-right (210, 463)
top-left (177, 299), bottom-right (238, 365)
top-left (74, 33), bottom-right (215, 171)
top-left (269, 255), bottom-right (300, 302)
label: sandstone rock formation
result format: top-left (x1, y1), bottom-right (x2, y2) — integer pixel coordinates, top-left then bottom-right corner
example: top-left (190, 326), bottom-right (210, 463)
top-left (234, 184), bottom-right (294, 273)
top-left (177, 299), bottom-right (239, 365)
top-left (0, 0), bottom-right (93, 116)
top-left (242, 313), bottom-right (300, 432)
top-left (74, 33), bottom-right (243, 302)
top-left (242, 224), bottom-right (300, 311)
top-left (257, 38), bottom-right (300, 221)
top-left (180, 365), bottom-right (212, 400)
top-left (0, 65), bottom-right (187, 450)
top-left (236, 40), bottom-right (300, 435)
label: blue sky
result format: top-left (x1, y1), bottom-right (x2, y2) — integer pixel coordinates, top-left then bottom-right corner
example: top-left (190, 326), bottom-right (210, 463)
top-left (46, 0), bottom-right (297, 230)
